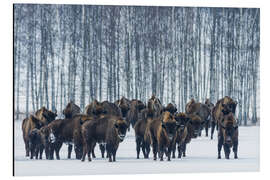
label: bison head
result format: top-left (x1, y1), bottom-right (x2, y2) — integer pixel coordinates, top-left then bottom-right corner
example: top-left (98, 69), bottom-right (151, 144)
top-left (164, 103), bottom-right (177, 115)
top-left (42, 109), bottom-right (57, 124)
top-left (114, 118), bottom-right (128, 142)
top-left (175, 113), bottom-right (190, 131)
top-left (161, 112), bottom-right (178, 141)
top-left (188, 114), bottom-right (204, 138)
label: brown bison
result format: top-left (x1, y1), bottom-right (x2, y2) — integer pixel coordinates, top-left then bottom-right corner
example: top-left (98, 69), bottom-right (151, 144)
top-left (63, 101), bottom-right (81, 119)
top-left (172, 113), bottom-right (192, 158)
top-left (211, 96), bottom-right (238, 139)
top-left (217, 112), bottom-right (239, 159)
top-left (28, 128), bottom-right (44, 159)
top-left (35, 107), bottom-right (57, 125)
top-left (185, 99), bottom-right (211, 137)
top-left (81, 115), bottom-right (128, 162)
top-left (40, 114), bottom-right (95, 160)
top-left (115, 97), bottom-right (131, 118)
top-left (134, 108), bottom-right (153, 159)
top-left (164, 103), bottom-right (177, 115)
top-left (126, 99), bottom-right (146, 129)
top-left (84, 99), bottom-right (105, 116)
top-left (147, 111), bottom-right (179, 161)
top-left (22, 115), bottom-right (45, 158)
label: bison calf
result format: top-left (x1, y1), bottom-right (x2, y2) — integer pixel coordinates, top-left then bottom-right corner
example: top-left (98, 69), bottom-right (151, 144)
top-left (81, 115), bottom-right (128, 162)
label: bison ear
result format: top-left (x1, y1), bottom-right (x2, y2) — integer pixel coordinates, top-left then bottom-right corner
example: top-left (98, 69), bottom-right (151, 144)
top-left (114, 123), bottom-right (119, 129)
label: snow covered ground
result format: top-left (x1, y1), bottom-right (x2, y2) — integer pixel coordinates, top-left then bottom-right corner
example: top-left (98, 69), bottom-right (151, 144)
top-left (14, 120), bottom-right (259, 176)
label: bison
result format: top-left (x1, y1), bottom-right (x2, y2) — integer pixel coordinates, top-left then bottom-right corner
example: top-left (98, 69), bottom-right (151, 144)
top-left (217, 112), bottom-right (239, 159)
top-left (147, 111), bottom-right (179, 161)
top-left (63, 101), bottom-right (81, 119)
top-left (35, 107), bottom-right (57, 125)
top-left (211, 96), bottom-right (238, 139)
top-left (40, 114), bottom-right (95, 160)
top-left (28, 128), bottom-right (44, 159)
top-left (22, 115), bottom-right (44, 158)
top-left (134, 108), bottom-right (153, 159)
top-left (81, 115), bottom-right (128, 162)
top-left (126, 99), bottom-right (146, 129)
top-left (185, 99), bottom-right (211, 137)
top-left (172, 113), bottom-right (192, 159)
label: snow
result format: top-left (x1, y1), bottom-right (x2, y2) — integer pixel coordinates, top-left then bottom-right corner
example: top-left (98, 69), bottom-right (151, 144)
top-left (14, 120), bottom-right (259, 176)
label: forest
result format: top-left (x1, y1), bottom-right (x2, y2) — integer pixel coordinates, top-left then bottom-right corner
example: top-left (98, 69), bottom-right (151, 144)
top-left (13, 4), bottom-right (260, 125)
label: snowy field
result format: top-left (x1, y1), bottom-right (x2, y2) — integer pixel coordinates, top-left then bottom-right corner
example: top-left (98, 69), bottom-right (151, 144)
top-left (14, 120), bottom-right (259, 176)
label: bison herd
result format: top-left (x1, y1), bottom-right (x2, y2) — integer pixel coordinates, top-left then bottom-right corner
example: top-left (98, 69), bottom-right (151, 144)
top-left (21, 95), bottom-right (239, 162)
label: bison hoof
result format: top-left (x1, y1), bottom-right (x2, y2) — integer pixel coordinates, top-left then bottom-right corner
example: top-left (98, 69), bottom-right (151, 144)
top-left (81, 159), bottom-right (85, 162)
top-left (109, 158), bottom-right (112, 162)
top-left (172, 155), bottom-right (175, 159)
top-left (218, 156), bottom-right (221, 159)
top-left (160, 158), bottom-right (163, 161)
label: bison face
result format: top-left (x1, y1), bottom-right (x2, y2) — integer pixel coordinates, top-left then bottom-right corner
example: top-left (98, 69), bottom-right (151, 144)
top-left (175, 116), bottom-right (190, 132)
top-left (162, 121), bottom-right (178, 141)
top-left (221, 124), bottom-right (238, 146)
top-left (114, 120), bottom-right (128, 142)
top-left (43, 110), bottom-right (57, 123)
top-left (190, 120), bottom-right (203, 138)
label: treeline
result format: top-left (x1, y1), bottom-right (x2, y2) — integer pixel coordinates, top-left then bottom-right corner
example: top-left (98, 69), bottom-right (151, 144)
top-left (14, 4), bottom-right (260, 125)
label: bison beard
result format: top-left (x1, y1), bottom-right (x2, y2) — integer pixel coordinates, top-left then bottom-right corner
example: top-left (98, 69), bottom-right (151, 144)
top-left (81, 115), bottom-right (128, 162)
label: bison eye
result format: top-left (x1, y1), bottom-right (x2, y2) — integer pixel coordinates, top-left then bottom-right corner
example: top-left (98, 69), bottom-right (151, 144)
top-left (114, 124), bottom-right (119, 129)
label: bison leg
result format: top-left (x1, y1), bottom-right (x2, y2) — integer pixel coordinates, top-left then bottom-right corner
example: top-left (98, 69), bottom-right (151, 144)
top-left (205, 120), bottom-right (209, 137)
top-left (152, 141), bottom-right (158, 161)
top-left (74, 145), bottom-right (83, 159)
top-left (81, 143), bottom-right (88, 162)
top-left (182, 143), bottom-right (187, 157)
top-left (135, 137), bottom-right (142, 159)
top-left (158, 145), bottom-right (165, 161)
top-left (25, 141), bottom-right (30, 157)
top-left (172, 142), bottom-right (176, 159)
top-left (54, 142), bottom-right (62, 160)
top-left (233, 141), bottom-right (238, 159)
top-left (106, 144), bottom-right (113, 162)
top-left (217, 135), bottom-right (223, 159)
top-left (99, 144), bottom-right (105, 158)
top-left (177, 144), bottom-right (182, 158)
top-left (223, 143), bottom-right (231, 159)
top-left (39, 146), bottom-right (44, 159)
top-left (91, 143), bottom-right (96, 158)
top-left (144, 142), bottom-right (150, 159)
top-left (68, 144), bottom-right (72, 159)
top-left (211, 121), bottom-right (216, 140)
top-left (112, 148), bottom-right (117, 162)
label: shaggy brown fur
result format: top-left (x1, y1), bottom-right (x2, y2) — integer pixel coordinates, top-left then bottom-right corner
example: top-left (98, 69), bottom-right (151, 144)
top-left (63, 101), bottom-right (81, 119)
top-left (217, 112), bottom-right (239, 159)
top-left (35, 107), bottom-right (57, 125)
top-left (147, 111), bottom-right (178, 161)
top-left (81, 115), bottom-right (128, 162)
top-left (22, 115), bottom-right (45, 157)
